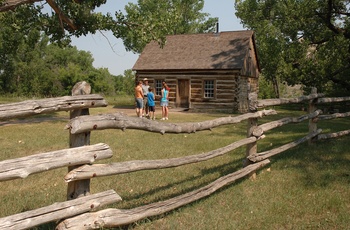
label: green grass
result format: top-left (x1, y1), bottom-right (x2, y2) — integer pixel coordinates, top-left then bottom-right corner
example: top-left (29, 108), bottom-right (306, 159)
top-left (0, 98), bottom-right (349, 230)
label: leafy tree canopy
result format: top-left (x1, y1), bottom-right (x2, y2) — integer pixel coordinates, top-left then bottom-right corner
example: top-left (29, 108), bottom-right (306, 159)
top-left (0, 0), bottom-right (217, 53)
top-left (119, 0), bottom-right (218, 52)
top-left (235, 0), bottom-right (350, 96)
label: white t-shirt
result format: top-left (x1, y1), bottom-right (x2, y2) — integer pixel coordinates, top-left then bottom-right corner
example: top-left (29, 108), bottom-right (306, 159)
top-left (142, 84), bottom-right (150, 96)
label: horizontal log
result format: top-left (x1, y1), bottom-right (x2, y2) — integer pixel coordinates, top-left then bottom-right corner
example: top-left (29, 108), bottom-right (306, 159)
top-left (253, 110), bottom-right (322, 136)
top-left (217, 78), bottom-right (239, 82)
top-left (66, 110), bottom-right (277, 135)
top-left (318, 111), bottom-right (350, 120)
top-left (190, 98), bottom-right (235, 103)
top-left (65, 137), bottom-right (257, 182)
top-left (190, 89), bottom-right (202, 94)
top-left (0, 190), bottom-right (121, 230)
top-left (318, 129), bottom-right (350, 140)
top-left (190, 102), bottom-right (234, 108)
top-left (0, 143), bottom-right (112, 181)
top-left (216, 84), bottom-right (237, 90)
top-left (57, 160), bottom-right (270, 229)
top-left (257, 93), bottom-right (324, 107)
top-left (316, 96), bottom-right (350, 104)
top-left (0, 94), bottom-right (107, 120)
top-left (216, 94), bottom-right (236, 99)
top-left (248, 129), bottom-right (322, 162)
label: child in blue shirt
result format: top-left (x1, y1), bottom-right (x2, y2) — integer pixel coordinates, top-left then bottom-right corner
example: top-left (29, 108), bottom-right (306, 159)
top-left (147, 87), bottom-right (156, 120)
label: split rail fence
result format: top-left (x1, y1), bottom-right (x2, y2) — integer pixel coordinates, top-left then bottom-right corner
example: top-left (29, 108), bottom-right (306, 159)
top-left (0, 83), bottom-right (349, 229)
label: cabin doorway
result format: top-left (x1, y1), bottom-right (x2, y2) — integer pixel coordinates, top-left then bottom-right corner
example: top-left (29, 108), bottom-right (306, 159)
top-left (176, 79), bottom-right (190, 108)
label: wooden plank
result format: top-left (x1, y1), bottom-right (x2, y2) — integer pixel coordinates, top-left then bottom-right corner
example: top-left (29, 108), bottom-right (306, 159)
top-left (0, 190), bottom-right (121, 230)
top-left (0, 94), bottom-right (107, 120)
top-left (57, 160), bottom-right (270, 229)
top-left (66, 110), bottom-right (277, 135)
top-left (0, 143), bottom-right (112, 181)
top-left (65, 137), bottom-right (257, 182)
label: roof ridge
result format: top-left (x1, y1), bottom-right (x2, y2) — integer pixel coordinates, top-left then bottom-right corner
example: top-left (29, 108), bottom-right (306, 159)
top-left (166, 30), bottom-right (253, 38)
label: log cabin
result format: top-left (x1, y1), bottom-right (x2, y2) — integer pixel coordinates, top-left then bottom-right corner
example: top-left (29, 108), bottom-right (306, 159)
top-left (132, 30), bottom-right (260, 113)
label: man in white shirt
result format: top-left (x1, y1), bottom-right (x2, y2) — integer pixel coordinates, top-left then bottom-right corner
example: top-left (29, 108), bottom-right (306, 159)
top-left (142, 78), bottom-right (150, 117)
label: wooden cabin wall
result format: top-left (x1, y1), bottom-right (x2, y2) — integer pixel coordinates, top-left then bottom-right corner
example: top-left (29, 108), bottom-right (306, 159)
top-left (136, 72), bottom-right (258, 113)
top-left (189, 74), bottom-right (243, 112)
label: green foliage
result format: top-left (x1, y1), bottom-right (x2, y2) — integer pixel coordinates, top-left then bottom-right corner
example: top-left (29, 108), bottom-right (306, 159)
top-left (0, 0), bottom-right (217, 97)
top-left (113, 69), bottom-right (135, 96)
top-left (258, 75), bottom-right (276, 99)
top-left (235, 0), bottom-right (350, 96)
top-left (0, 29), bottom-right (119, 96)
top-left (117, 0), bottom-right (218, 53)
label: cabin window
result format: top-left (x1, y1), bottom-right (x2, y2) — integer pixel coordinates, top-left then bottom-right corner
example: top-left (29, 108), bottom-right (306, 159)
top-left (203, 80), bottom-right (215, 98)
top-left (155, 79), bottom-right (163, 96)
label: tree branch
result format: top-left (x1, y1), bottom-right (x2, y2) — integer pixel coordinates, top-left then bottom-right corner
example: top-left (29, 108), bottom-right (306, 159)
top-left (46, 0), bottom-right (77, 31)
top-left (0, 0), bottom-right (39, 12)
top-left (315, 0), bottom-right (348, 38)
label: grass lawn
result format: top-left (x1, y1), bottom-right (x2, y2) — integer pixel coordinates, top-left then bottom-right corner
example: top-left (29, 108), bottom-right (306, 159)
top-left (0, 96), bottom-right (349, 229)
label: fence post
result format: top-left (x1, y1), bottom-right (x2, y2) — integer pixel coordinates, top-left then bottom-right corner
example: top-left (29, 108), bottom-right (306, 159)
top-left (308, 87), bottom-right (318, 145)
top-left (67, 81), bottom-right (91, 200)
top-left (244, 92), bottom-right (258, 178)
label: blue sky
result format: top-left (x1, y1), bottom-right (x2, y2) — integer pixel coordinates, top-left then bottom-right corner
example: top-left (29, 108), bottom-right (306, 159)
top-left (71, 0), bottom-right (245, 76)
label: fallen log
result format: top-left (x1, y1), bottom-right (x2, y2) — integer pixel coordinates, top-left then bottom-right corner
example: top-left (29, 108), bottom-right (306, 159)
top-left (248, 129), bottom-right (322, 162)
top-left (65, 137), bottom-right (258, 182)
top-left (66, 109), bottom-right (276, 135)
top-left (0, 190), bottom-right (121, 230)
top-left (56, 160), bottom-right (270, 229)
top-left (0, 143), bottom-right (112, 181)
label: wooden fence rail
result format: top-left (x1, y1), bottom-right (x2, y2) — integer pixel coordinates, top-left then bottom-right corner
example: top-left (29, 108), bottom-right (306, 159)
top-left (0, 143), bottom-right (112, 182)
top-left (0, 94), bottom-right (107, 120)
top-left (0, 190), bottom-right (122, 230)
top-left (0, 87), bottom-right (350, 230)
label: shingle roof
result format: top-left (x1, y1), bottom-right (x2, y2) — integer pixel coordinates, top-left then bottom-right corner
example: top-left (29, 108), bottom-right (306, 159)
top-left (132, 30), bottom-right (255, 71)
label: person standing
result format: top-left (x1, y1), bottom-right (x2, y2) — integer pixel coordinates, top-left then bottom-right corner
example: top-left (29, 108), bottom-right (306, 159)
top-left (142, 78), bottom-right (150, 117)
top-left (135, 80), bottom-right (144, 118)
top-left (160, 82), bottom-right (169, 120)
top-left (147, 87), bottom-right (156, 120)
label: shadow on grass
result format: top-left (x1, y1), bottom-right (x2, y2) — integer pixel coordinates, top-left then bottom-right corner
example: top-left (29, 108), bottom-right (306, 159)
top-left (268, 136), bottom-right (350, 188)
top-left (112, 157), bottom-right (248, 229)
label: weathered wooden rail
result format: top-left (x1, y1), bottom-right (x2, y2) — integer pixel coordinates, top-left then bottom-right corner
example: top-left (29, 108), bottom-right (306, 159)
top-left (0, 84), bottom-right (349, 229)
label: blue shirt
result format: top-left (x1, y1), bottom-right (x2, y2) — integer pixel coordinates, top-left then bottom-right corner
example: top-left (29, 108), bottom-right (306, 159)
top-left (161, 89), bottom-right (168, 102)
top-left (147, 92), bottom-right (155, 106)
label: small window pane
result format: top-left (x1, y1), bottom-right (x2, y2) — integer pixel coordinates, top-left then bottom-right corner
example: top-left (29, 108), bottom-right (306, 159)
top-left (204, 80), bottom-right (215, 98)
top-left (155, 80), bottom-right (163, 96)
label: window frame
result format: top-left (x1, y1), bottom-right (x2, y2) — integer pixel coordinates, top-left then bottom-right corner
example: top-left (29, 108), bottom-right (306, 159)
top-left (203, 79), bottom-right (216, 99)
top-left (155, 79), bottom-right (163, 96)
